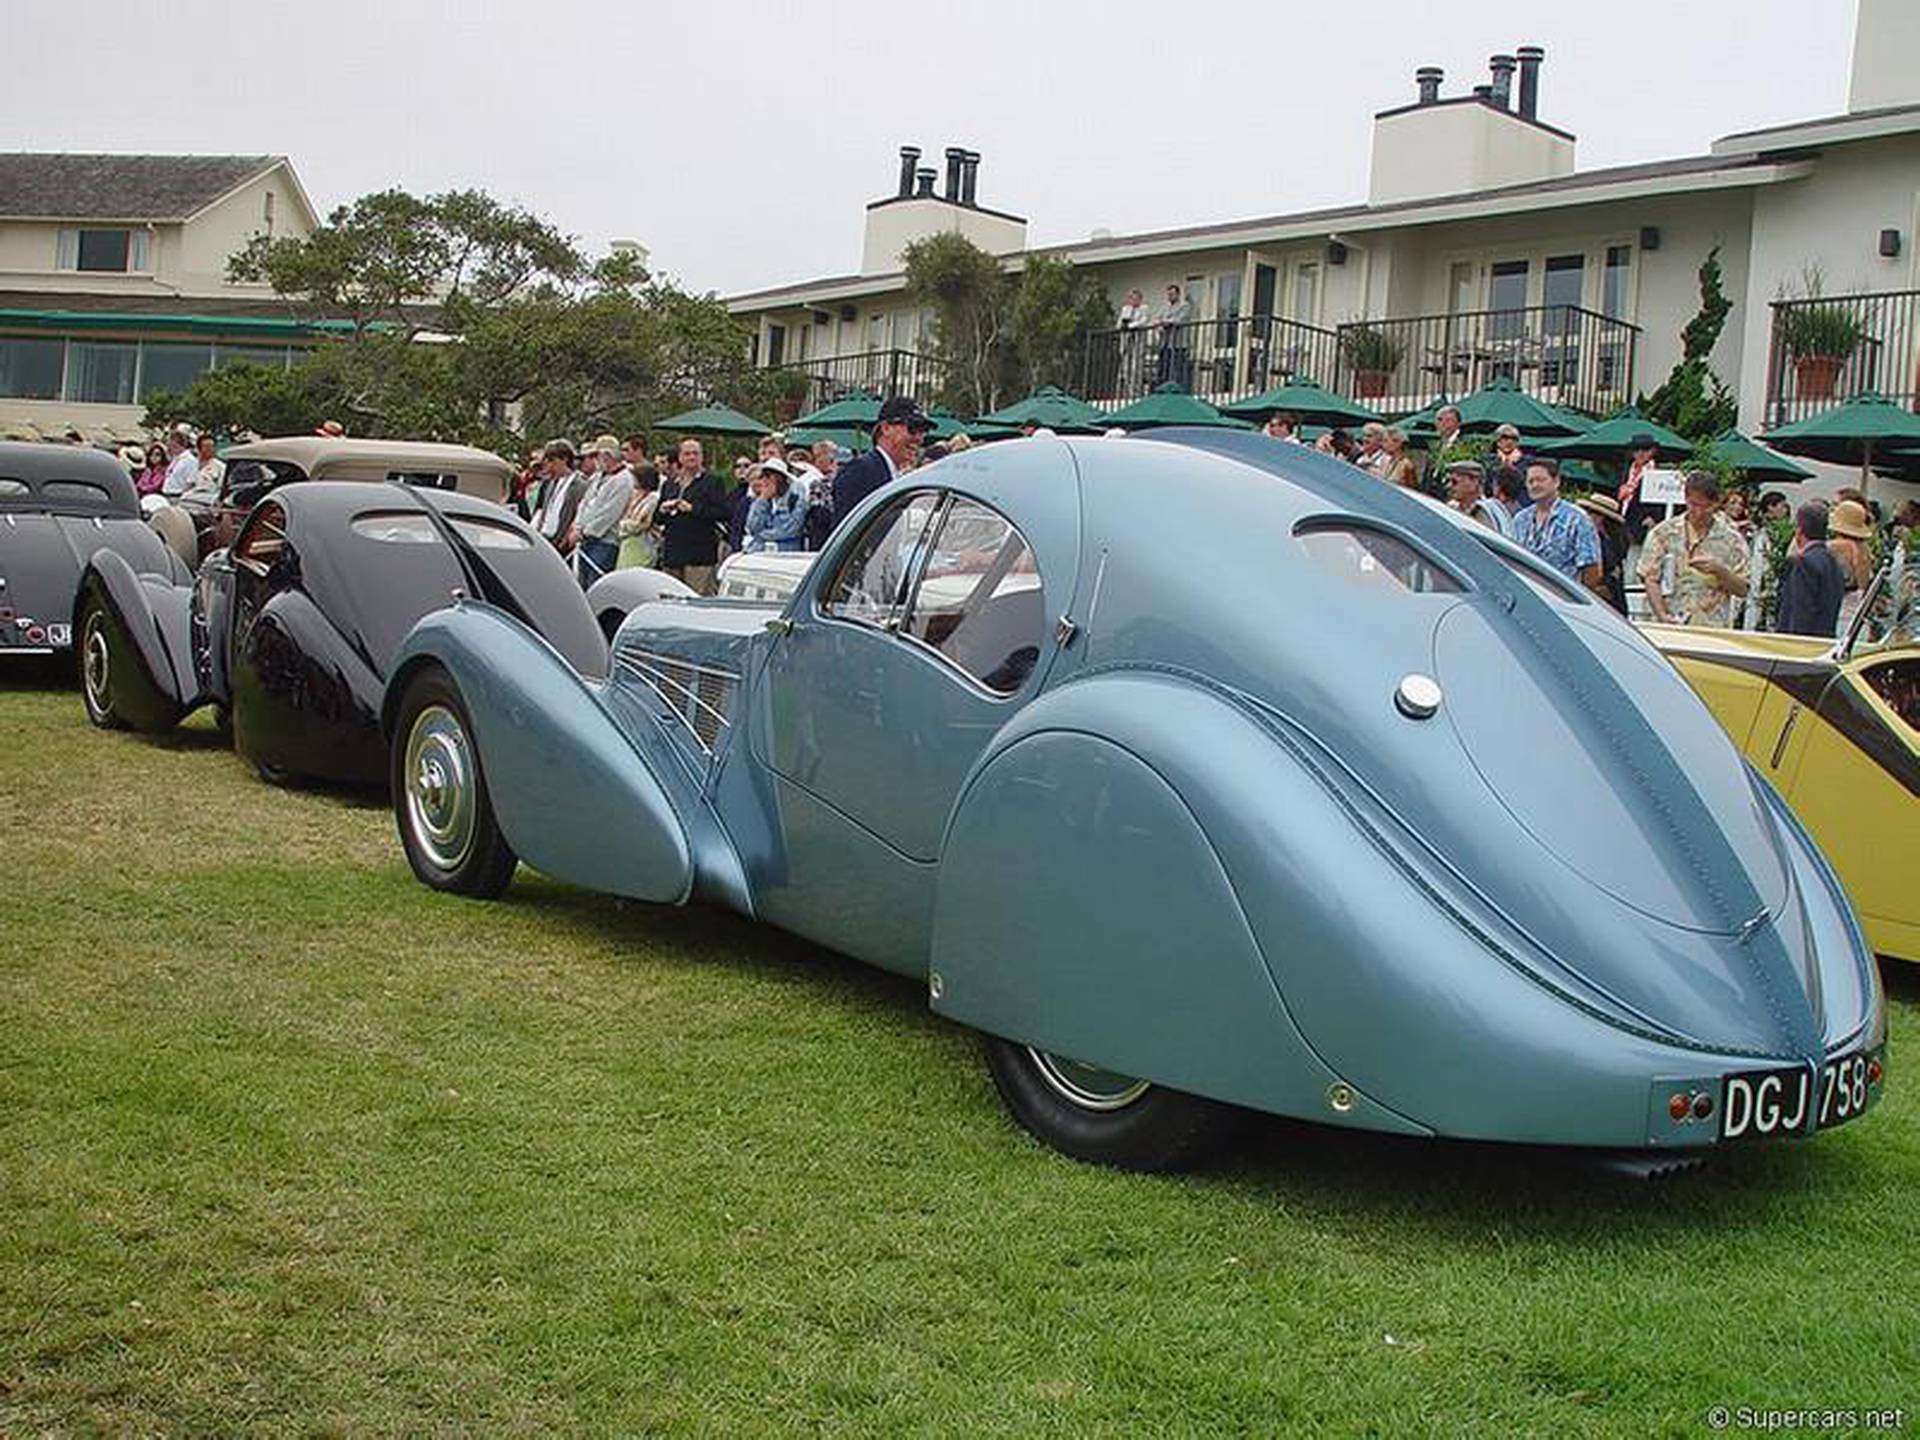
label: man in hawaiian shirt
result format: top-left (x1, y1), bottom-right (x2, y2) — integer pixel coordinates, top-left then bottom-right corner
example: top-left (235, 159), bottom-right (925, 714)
top-left (1637, 470), bottom-right (1750, 627)
top-left (1511, 458), bottom-right (1606, 599)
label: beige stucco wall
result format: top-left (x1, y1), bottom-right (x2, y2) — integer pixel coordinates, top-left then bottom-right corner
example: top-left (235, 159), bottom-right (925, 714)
top-left (1735, 134), bottom-right (1920, 427)
top-left (861, 198), bottom-right (1026, 275)
top-left (1368, 104), bottom-right (1575, 207)
top-left (1849, 0), bottom-right (1920, 113)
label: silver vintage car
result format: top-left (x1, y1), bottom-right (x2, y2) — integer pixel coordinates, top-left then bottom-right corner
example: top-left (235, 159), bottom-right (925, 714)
top-left (378, 431), bottom-right (1886, 1171)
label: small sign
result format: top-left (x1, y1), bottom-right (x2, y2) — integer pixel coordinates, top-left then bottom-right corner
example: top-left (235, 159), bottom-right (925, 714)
top-left (1639, 467), bottom-right (1687, 506)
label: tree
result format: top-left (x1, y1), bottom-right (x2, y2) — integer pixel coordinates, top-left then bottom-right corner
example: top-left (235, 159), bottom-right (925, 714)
top-left (1009, 253), bottom-right (1113, 393)
top-left (1639, 246), bottom-right (1738, 442)
top-left (904, 232), bottom-right (1010, 414)
top-left (200, 187), bottom-right (762, 450)
top-left (140, 360), bottom-right (343, 438)
top-left (905, 234), bottom-right (1113, 413)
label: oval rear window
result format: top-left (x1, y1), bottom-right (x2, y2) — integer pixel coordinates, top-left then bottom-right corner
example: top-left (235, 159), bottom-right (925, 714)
top-left (449, 516), bottom-right (531, 550)
top-left (1295, 523), bottom-right (1463, 594)
top-left (351, 512), bottom-right (438, 544)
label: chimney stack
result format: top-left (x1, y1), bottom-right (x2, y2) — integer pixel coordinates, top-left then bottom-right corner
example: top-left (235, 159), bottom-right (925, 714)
top-left (1489, 54), bottom-right (1516, 110)
top-left (914, 167), bottom-right (937, 198)
top-left (1470, 83), bottom-right (1493, 102)
top-left (944, 147), bottom-right (966, 202)
top-left (896, 145), bottom-right (921, 198)
top-left (1414, 66), bottom-right (1443, 105)
top-left (959, 151), bottom-right (980, 206)
top-left (1516, 45), bottom-right (1544, 120)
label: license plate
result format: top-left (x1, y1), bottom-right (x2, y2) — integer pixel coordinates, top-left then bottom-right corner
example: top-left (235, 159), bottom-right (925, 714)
top-left (1721, 1050), bottom-right (1877, 1140)
top-left (46, 622), bottom-right (70, 647)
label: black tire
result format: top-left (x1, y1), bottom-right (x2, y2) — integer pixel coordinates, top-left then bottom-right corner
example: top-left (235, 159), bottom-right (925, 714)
top-left (597, 608), bottom-right (624, 643)
top-left (983, 1037), bottom-right (1241, 1173)
top-left (77, 597), bottom-right (125, 730)
top-left (389, 666), bottom-right (517, 898)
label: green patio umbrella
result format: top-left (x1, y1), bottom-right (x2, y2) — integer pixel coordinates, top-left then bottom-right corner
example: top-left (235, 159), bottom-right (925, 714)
top-left (980, 385), bottom-right (1109, 434)
top-left (657, 402), bottom-right (773, 437)
top-left (786, 423), bottom-right (871, 454)
top-left (1221, 377), bottom-right (1381, 429)
top-left (924, 407), bottom-right (1018, 442)
top-left (791, 390), bottom-right (882, 430)
top-left (1449, 376), bottom-right (1590, 439)
top-left (1536, 405), bottom-right (1691, 462)
top-left (1704, 427), bottom-right (1813, 482)
top-left (1105, 383), bottom-right (1249, 431)
top-left (1764, 392), bottom-right (1920, 491)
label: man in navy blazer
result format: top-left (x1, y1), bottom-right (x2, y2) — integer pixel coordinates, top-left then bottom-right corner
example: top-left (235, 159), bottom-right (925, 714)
top-left (831, 395), bottom-right (934, 533)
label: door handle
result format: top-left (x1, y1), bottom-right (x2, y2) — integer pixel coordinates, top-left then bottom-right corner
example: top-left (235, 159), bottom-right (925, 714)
top-left (764, 616), bottom-right (794, 636)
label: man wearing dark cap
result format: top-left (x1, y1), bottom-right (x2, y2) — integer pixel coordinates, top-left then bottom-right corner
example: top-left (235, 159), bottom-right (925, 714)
top-left (831, 395), bottom-right (932, 533)
top-left (1444, 458), bottom-right (1509, 536)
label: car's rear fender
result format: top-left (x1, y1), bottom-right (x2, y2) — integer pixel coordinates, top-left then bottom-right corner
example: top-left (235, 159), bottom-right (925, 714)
top-left (931, 670), bottom-right (1824, 1147)
top-left (385, 602), bottom-right (697, 906)
top-left (74, 547), bottom-right (196, 730)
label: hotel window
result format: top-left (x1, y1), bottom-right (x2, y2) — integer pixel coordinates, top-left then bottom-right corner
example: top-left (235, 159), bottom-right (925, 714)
top-left (56, 228), bottom-right (151, 273)
top-left (1602, 244), bottom-right (1633, 319)
top-left (65, 341), bottom-right (139, 404)
top-left (865, 314), bottom-right (886, 351)
top-left (1488, 260), bottom-right (1529, 339)
top-left (139, 341), bottom-right (215, 399)
top-left (0, 336), bottom-right (65, 399)
top-left (1289, 262), bottom-right (1319, 322)
top-left (263, 190), bottom-right (276, 233)
top-left (215, 344), bottom-right (292, 371)
top-left (766, 323), bottom-right (786, 368)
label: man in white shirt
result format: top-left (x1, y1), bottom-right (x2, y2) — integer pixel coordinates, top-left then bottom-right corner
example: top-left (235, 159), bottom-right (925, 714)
top-left (569, 434), bottom-right (633, 586)
top-left (180, 434), bottom-right (226, 502)
top-left (532, 441), bottom-right (583, 553)
top-left (160, 429), bottom-right (200, 497)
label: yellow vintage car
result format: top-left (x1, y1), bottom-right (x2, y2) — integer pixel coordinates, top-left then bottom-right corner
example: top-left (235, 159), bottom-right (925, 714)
top-left (1646, 569), bottom-right (1918, 964)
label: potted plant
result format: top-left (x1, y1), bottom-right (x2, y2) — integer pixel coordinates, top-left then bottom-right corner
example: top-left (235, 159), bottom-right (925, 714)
top-left (1340, 324), bottom-right (1404, 399)
top-left (1778, 269), bottom-right (1864, 401)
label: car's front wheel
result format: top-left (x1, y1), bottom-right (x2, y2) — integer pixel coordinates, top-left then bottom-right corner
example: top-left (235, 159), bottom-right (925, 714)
top-left (390, 666), bottom-right (517, 898)
top-left (983, 1037), bottom-right (1240, 1172)
top-left (77, 599), bottom-right (124, 730)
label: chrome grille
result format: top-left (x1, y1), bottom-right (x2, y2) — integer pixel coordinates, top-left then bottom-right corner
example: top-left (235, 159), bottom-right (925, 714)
top-left (617, 648), bottom-right (738, 757)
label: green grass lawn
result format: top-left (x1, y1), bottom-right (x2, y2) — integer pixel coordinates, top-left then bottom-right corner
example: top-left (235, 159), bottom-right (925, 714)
top-left (2, 673), bottom-right (1915, 1436)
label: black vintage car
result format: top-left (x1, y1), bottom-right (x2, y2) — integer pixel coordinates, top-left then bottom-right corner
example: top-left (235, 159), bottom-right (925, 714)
top-left (0, 442), bottom-right (186, 658)
top-left (76, 481), bottom-right (605, 786)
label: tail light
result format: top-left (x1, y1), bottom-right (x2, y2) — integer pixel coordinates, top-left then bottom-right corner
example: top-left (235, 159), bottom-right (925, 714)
top-left (25, 625), bottom-right (45, 644)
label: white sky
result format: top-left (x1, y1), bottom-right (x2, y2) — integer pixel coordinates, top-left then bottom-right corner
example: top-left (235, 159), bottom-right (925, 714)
top-left (2, 0), bottom-right (1859, 297)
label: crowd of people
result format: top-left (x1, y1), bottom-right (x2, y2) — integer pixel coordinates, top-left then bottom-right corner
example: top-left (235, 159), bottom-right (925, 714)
top-left (509, 396), bottom-right (943, 595)
top-left (1260, 410), bottom-right (1913, 637)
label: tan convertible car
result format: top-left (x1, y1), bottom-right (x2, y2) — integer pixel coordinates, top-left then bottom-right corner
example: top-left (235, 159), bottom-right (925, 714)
top-left (1646, 564), bottom-right (1918, 965)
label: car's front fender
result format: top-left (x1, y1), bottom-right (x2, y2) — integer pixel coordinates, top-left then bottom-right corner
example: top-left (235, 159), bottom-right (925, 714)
top-left (386, 602), bottom-right (694, 905)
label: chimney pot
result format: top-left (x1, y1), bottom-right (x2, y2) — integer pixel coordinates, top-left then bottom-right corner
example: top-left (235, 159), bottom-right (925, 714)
top-left (1489, 54), bottom-right (1516, 111)
top-left (960, 151), bottom-right (980, 206)
top-left (896, 145), bottom-right (921, 198)
top-left (1516, 45), bottom-right (1544, 120)
top-left (1415, 66), bottom-right (1443, 105)
top-left (943, 146), bottom-right (966, 202)
top-left (914, 167), bottom-right (937, 198)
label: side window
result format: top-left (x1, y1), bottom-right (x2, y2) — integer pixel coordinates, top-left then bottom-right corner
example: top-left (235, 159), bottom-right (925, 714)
top-left (821, 490), bottom-right (942, 628)
top-left (901, 498), bottom-right (1044, 695)
top-left (232, 501), bottom-right (289, 573)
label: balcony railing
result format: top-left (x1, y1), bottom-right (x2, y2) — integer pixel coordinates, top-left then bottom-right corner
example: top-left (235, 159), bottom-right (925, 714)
top-left (768, 348), bottom-right (953, 420)
top-left (1765, 288), bottom-right (1920, 427)
top-left (1075, 316), bottom-right (1341, 409)
top-left (1328, 305), bottom-right (1639, 418)
top-left (1072, 306), bottom-right (1638, 417)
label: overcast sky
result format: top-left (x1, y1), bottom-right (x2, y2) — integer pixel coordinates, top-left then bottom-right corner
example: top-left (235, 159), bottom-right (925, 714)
top-left (3, 1), bottom-right (1859, 297)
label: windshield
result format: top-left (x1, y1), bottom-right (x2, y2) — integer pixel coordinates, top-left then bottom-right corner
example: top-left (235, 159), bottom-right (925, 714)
top-left (1842, 556), bottom-right (1918, 660)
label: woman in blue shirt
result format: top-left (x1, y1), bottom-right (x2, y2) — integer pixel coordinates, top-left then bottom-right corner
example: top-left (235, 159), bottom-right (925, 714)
top-left (744, 459), bottom-right (809, 553)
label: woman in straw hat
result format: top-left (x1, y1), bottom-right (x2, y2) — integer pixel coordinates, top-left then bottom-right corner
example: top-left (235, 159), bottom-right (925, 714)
top-left (1828, 497), bottom-right (1876, 636)
top-left (1576, 490), bottom-right (1632, 616)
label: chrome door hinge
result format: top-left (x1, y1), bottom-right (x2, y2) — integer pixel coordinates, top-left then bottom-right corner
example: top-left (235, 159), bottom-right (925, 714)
top-left (1054, 614), bottom-right (1079, 647)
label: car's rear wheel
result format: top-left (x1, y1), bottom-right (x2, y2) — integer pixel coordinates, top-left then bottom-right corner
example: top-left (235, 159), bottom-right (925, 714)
top-left (983, 1037), bottom-right (1240, 1172)
top-left (391, 666), bottom-right (516, 898)
top-left (78, 600), bottom-right (124, 730)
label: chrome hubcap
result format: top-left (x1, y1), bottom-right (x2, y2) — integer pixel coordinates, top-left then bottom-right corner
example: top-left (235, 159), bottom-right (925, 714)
top-left (1028, 1048), bottom-right (1151, 1111)
top-left (82, 617), bottom-right (112, 715)
top-left (403, 704), bottom-right (477, 872)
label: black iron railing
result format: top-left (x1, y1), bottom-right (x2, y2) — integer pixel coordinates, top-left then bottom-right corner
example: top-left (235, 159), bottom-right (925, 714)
top-left (768, 348), bottom-right (953, 419)
top-left (1765, 288), bottom-right (1920, 427)
top-left (1329, 305), bottom-right (1639, 417)
top-left (1075, 316), bottom-right (1341, 408)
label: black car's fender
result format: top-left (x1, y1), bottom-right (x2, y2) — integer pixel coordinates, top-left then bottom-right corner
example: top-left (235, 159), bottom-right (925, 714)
top-left (73, 548), bottom-right (196, 731)
top-left (230, 587), bottom-right (387, 785)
